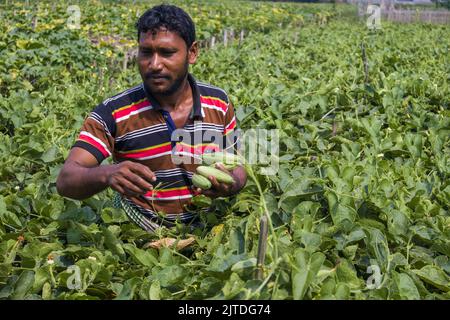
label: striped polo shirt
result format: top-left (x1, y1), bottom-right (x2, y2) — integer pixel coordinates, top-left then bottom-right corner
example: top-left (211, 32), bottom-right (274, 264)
top-left (73, 74), bottom-right (238, 230)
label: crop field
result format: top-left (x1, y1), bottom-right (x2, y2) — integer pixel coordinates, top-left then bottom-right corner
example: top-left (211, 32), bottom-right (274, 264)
top-left (0, 0), bottom-right (449, 300)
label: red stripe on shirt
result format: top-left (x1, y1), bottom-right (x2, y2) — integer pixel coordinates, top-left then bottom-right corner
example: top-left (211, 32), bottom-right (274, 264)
top-left (118, 143), bottom-right (172, 159)
top-left (78, 134), bottom-right (110, 157)
top-left (175, 143), bottom-right (220, 155)
top-left (200, 96), bottom-right (227, 113)
top-left (145, 187), bottom-right (193, 198)
top-left (224, 118), bottom-right (237, 134)
top-left (112, 99), bottom-right (151, 121)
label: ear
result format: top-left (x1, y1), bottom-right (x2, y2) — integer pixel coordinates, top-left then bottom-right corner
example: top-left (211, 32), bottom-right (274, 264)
top-left (187, 41), bottom-right (199, 65)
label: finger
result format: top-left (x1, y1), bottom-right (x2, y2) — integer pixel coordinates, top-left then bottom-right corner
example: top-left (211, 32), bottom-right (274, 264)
top-left (192, 188), bottom-right (202, 196)
top-left (191, 184), bottom-right (216, 198)
top-left (112, 184), bottom-right (125, 195)
top-left (128, 162), bottom-right (157, 183)
top-left (126, 173), bottom-right (154, 191)
top-left (218, 183), bottom-right (231, 194)
top-left (119, 178), bottom-right (147, 195)
top-left (208, 175), bottom-right (224, 191)
top-left (208, 175), bottom-right (231, 195)
top-left (123, 188), bottom-right (141, 198)
top-left (113, 184), bottom-right (140, 198)
top-left (201, 189), bottom-right (218, 198)
top-left (214, 162), bottom-right (230, 173)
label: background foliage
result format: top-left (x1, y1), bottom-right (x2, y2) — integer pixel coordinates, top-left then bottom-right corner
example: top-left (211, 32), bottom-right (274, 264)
top-left (0, 0), bottom-right (449, 300)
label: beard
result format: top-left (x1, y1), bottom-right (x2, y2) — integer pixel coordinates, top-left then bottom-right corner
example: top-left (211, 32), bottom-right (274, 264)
top-left (144, 61), bottom-right (189, 97)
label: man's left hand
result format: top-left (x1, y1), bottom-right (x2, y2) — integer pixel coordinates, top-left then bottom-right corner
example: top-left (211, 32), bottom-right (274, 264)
top-left (193, 163), bottom-right (247, 198)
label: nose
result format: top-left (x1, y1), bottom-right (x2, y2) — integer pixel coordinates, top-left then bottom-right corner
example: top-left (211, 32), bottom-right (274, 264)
top-left (149, 53), bottom-right (163, 72)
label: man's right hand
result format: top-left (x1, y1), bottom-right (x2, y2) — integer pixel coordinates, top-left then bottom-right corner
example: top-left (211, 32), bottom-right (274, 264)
top-left (106, 161), bottom-right (156, 197)
top-left (57, 147), bottom-right (156, 200)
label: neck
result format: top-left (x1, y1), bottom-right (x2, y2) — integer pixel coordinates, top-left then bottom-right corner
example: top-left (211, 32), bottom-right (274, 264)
top-left (153, 76), bottom-right (191, 112)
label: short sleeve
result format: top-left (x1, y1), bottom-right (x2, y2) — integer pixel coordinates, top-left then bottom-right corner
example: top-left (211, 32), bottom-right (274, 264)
top-left (72, 103), bottom-right (116, 164)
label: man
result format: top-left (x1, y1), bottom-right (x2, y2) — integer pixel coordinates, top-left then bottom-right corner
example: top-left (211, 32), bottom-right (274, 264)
top-left (56, 5), bottom-right (247, 235)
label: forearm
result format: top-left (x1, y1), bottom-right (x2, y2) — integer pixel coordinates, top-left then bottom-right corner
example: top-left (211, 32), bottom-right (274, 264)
top-left (56, 161), bottom-right (113, 200)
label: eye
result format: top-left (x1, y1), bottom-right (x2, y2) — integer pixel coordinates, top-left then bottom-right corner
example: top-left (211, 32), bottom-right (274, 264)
top-left (139, 48), bottom-right (152, 57)
top-left (161, 49), bottom-right (176, 57)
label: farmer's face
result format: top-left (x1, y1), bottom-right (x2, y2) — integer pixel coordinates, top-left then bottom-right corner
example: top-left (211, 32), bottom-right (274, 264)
top-left (137, 28), bottom-right (198, 96)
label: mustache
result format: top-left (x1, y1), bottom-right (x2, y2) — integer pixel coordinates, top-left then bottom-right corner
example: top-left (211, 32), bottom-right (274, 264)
top-left (146, 73), bottom-right (170, 80)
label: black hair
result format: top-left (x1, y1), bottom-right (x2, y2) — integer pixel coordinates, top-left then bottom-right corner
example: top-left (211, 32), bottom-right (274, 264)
top-left (136, 4), bottom-right (196, 48)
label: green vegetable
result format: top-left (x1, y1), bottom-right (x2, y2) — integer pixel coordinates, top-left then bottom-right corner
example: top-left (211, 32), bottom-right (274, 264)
top-left (196, 166), bottom-right (235, 185)
top-left (192, 173), bottom-right (212, 190)
top-left (202, 152), bottom-right (243, 168)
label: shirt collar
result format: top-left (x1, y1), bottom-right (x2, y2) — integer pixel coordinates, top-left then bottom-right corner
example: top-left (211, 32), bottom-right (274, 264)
top-left (142, 73), bottom-right (203, 120)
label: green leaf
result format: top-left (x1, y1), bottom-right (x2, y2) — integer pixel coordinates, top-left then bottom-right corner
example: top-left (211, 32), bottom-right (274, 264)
top-left (123, 244), bottom-right (158, 267)
top-left (191, 195), bottom-right (212, 208)
top-left (157, 265), bottom-right (188, 287)
top-left (299, 230), bottom-right (322, 252)
top-left (395, 273), bottom-right (420, 300)
top-left (343, 244), bottom-right (358, 261)
top-left (222, 273), bottom-right (245, 299)
top-left (16, 39), bottom-right (29, 49)
top-left (412, 265), bottom-right (450, 292)
top-left (149, 280), bottom-right (161, 300)
top-left (319, 278), bottom-right (336, 298)
top-left (292, 270), bottom-right (309, 300)
top-left (231, 258), bottom-right (257, 272)
top-left (66, 226), bottom-right (81, 244)
top-left (229, 228), bottom-right (245, 254)
top-left (346, 228), bottom-right (366, 244)
top-left (280, 179), bottom-right (323, 203)
top-left (41, 282), bottom-right (52, 300)
top-left (365, 227), bottom-right (389, 270)
top-left (207, 252), bottom-right (246, 275)
top-left (60, 292), bottom-right (100, 300)
top-left (11, 271), bottom-right (35, 300)
top-left (102, 226), bottom-right (125, 261)
top-left (114, 277), bottom-right (141, 300)
top-left (334, 283), bottom-right (350, 299)
top-left (292, 249), bottom-right (325, 299)
top-left (0, 285), bottom-right (13, 299)
top-left (0, 196), bottom-right (22, 228)
top-left (336, 259), bottom-right (361, 290)
top-left (32, 268), bottom-right (51, 293)
top-left (333, 204), bottom-right (357, 231)
top-left (387, 210), bottom-right (409, 239)
top-left (292, 201), bottom-right (322, 219)
top-left (101, 207), bottom-right (129, 224)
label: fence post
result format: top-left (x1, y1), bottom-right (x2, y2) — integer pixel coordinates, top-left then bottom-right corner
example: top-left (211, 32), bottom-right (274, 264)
top-left (239, 30), bottom-right (244, 46)
top-left (223, 29), bottom-right (228, 47)
top-left (122, 52), bottom-right (128, 72)
top-left (255, 215), bottom-right (268, 281)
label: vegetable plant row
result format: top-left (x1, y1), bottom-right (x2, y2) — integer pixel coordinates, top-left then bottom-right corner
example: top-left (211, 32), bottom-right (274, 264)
top-left (0, 0), bottom-right (449, 300)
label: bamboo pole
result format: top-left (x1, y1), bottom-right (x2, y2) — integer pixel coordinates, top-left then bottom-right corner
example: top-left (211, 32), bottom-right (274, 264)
top-left (360, 42), bottom-right (369, 85)
top-left (223, 29), bottom-right (228, 47)
top-left (255, 215), bottom-right (268, 281)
